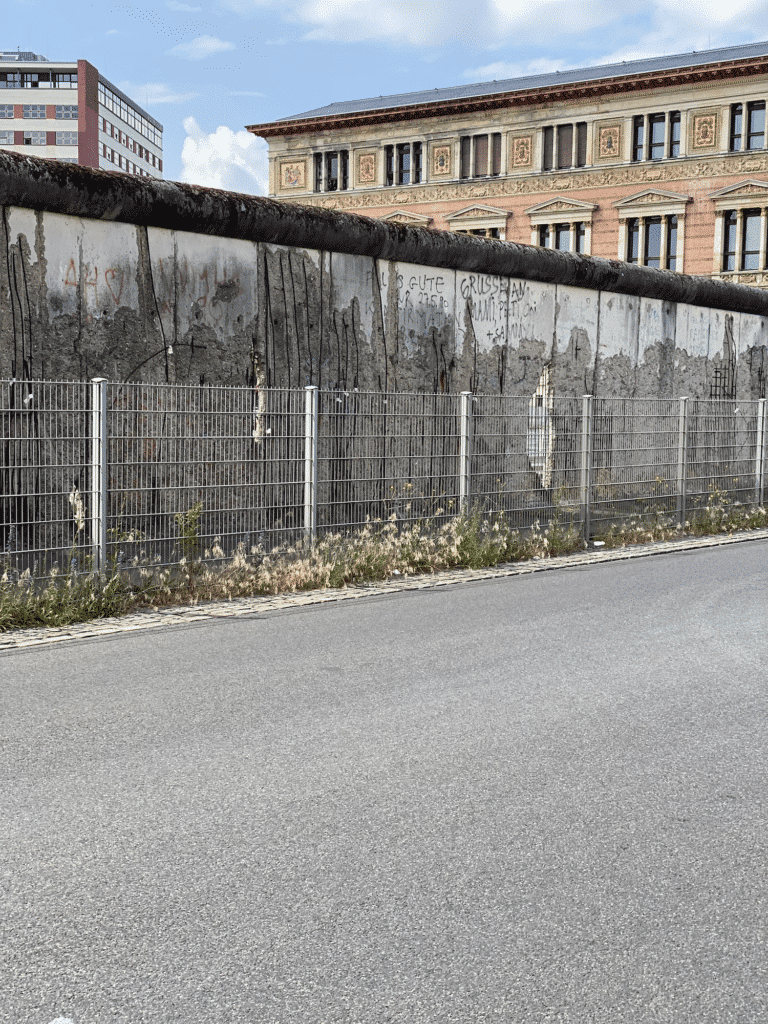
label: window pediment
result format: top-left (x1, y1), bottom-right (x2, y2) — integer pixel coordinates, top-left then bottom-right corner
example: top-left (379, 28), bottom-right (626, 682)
top-left (709, 179), bottom-right (768, 210)
top-left (380, 210), bottom-right (433, 226)
top-left (448, 204), bottom-right (508, 221)
top-left (613, 188), bottom-right (691, 218)
top-left (526, 196), bottom-right (597, 225)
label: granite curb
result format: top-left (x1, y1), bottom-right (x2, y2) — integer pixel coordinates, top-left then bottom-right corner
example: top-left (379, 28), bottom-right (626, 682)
top-left (2, 528), bottom-right (767, 652)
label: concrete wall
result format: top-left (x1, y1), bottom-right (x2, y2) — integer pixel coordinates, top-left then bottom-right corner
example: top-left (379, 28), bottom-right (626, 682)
top-left (1, 150), bottom-right (767, 399)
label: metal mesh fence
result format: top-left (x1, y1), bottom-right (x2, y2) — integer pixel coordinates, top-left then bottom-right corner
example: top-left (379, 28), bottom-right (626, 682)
top-left (0, 381), bottom-right (765, 581)
top-left (316, 390), bottom-right (461, 533)
top-left (472, 394), bottom-right (584, 529)
top-left (108, 384), bottom-right (304, 568)
top-left (590, 398), bottom-right (681, 531)
top-left (0, 380), bottom-right (90, 578)
top-left (687, 400), bottom-right (759, 511)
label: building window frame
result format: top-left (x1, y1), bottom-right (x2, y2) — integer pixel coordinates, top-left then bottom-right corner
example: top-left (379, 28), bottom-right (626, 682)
top-left (613, 189), bottom-right (690, 271)
top-left (632, 110), bottom-right (682, 162)
top-left (542, 122), bottom-right (587, 171)
top-left (710, 180), bottom-right (768, 275)
top-left (312, 148), bottom-right (349, 192)
top-left (526, 196), bottom-right (597, 255)
top-left (460, 132), bottom-right (502, 179)
top-left (447, 204), bottom-right (508, 240)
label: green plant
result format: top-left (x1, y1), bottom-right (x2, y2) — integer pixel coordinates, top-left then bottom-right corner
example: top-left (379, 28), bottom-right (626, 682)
top-left (174, 501), bottom-right (204, 561)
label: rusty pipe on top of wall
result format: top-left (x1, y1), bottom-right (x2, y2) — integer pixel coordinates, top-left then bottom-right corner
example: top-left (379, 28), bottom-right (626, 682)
top-left (2, 149), bottom-right (767, 317)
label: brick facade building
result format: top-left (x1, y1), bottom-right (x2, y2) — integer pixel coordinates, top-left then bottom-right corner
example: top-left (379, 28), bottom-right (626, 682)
top-left (0, 51), bottom-right (162, 178)
top-left (248, 40), bottom-right (768, 288)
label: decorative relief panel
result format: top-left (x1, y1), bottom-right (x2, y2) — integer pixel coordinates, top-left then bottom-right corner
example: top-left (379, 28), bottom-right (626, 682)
top-left (594, 122), bottom-right (622, 163)
top-left (690, 108), bottom-right (719, 151)
top-left (357, 152), bottom-right (377, 185)
top-left (287, 150), bottom-right (768, 211)
top-left (508, 132), bottom-right (533, 171)
top-left (279, 160), bottom-right (307, 190)
top-left (431, 143), bottom-right (452, 176)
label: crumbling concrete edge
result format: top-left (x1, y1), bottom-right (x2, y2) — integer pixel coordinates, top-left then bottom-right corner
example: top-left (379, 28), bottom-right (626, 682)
top-left (2, 528), bottom-right (766, 652)
top-left (2, 149), bottom-right (768, 315)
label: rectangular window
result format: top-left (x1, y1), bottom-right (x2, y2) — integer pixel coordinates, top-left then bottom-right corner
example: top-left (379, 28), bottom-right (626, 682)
top-left (0, 104), bottom-right (13, 118)
top-left (340, 150), bottom-right (348, 190)
top-left (747, 101), bottom-right (765, 150)
top-left (575, 222), bottom-right (586, 254)
top-left (576, 122), bottom-right (588, 166)
top-left (397, 143), bottom-right (411, 184)
top-left (460, 135), bottom-right (471, 179)
top-left (667, 216), bottom-right (678, 271)
top-left (385, 145), bottom-right (394, 186)
top-left (55, 104), bottom-right (78, 120)
top-left (0, 130), bottom-right (13, 145)
top-left (542, 126), bottom-right (554, 170)
top-left (669, 112), bottom-right (681, 158)
top-left (742, 209), bottom-right (761, 269)
top-left (22, 105), bottom-right (46, 119)
top-left (554, 224), bottom-right (571, 251)
top-left (648, 114), bottom-right (665, 160)
top-left (557, 123), bottom-right (573, 169)
top-left (55, 131), bottom-right (78, 146)
top-left (22, 72), bottom-right (50, 88)
top-left (730, 104), bottom-right (743, 151)
top-left (632, 116), bottom-right (644, 162)
top-left (52, 72), bottom-right (77, 88)
top-left (325, 151), bottom-right (339, 191)
top-left (23, 131), bottom-right (46, 145)
top-left (314, 153), bottom-right (322, 192)
top-left (627, 218), bottom-right (640, 263)
top-left (413, 142), bottom-right (422, 183)
top-left (474, 134), bottom-right (488, 177)
top-left (491, 133), bottom-right (501, 176)
top-left (0, 72), bottom-right (22, 88)
top-left (644, 217), bottom-right (662, 268)
top-left (538, 225), bottom-right (550, 247)
top-left (723, 210), bottom-right (738, 271)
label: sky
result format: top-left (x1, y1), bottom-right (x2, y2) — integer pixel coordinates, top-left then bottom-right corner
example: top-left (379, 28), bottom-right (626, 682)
top-left (7, 0), bottom-right (768, 194)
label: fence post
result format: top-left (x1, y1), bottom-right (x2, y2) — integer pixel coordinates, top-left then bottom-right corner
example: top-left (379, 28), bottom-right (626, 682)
top-left (755, 398), bottom-right (767, 508)
top-left (579, 394), bottom-right (593, 541)
top-left (90, 377), bottom-right (108, 575)
top-left (676, 396), bottom-right (689, 527)
top-left (459, 391), bottom-right (472, 513)
top-left (304, 385), bottom-right (319, 544)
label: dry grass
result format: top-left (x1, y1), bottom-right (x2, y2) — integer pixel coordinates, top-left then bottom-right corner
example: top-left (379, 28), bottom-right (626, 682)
top-left (1, 493), bottom-right (766, 631)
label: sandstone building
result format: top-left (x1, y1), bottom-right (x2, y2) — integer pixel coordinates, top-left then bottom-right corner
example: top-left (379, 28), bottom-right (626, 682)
top-left (248, 40), bottom-right (768, 288)
top-left (0, 51), bottom-right (163, 178)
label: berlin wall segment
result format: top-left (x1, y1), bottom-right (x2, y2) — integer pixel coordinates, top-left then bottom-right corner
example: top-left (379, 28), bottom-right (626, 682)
top-left (1, 150), bottom-right (767, 399)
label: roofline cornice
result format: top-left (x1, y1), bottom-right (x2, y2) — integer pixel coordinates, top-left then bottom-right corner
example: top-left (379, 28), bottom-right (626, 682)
top-left (247, 54), bottom-right (768, 139)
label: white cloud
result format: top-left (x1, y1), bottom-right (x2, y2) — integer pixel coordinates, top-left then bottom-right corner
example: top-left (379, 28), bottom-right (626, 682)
top-left (180, 116), bottom-right (268, 194)
top-left (462, 57), bottom-right (568, 81)
top-left (119, 81), bottom-right (200, 105)
top-left (229, 90), bottom-right (266, 96)
top-left (167, 35), bottom-right (235, 60)
top-left (216, 0), bottom-right (768, 49)
top-left (167, 1), bottom-right (202, 9)
top-left (106, 29), bottom-right (118, 35)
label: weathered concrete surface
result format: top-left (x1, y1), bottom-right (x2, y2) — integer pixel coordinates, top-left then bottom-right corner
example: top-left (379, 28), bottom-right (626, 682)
top-left (1, 150), bottom-right (767, 397)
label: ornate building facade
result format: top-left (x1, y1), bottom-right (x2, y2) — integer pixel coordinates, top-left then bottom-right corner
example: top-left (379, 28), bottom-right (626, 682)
top-left (248, 40), bottom-right (768, 288)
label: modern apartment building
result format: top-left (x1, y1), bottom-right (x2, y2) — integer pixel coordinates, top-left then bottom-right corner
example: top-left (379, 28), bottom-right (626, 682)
top-left (248, 40), bottom-right (768, 287)
top-left (0, 51), bottom-right (162, 178)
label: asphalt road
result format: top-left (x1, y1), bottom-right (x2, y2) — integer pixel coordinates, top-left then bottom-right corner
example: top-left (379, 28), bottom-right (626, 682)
top-left (2, 541), bottom-right (767, 1024)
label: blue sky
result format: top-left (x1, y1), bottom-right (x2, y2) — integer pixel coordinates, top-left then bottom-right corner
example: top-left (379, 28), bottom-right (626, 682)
top-left (8, 0), bottom-right (768, 193)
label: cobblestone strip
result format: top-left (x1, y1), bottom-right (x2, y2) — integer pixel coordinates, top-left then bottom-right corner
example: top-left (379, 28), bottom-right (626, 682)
top-left (2, 529), bottom-right (767, 652)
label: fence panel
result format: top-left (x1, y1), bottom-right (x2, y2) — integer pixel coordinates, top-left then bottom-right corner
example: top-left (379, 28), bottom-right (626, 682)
top-left (589, 398), bottom-right (681, 532)
top-left (107, 384), bottom-right (304, 568)
top-left (0, 380), bottom-right (90, 578)
top-left (686, 400), bottom-right (760, 513)
top-left (316, 390), bottom-right (461, 533)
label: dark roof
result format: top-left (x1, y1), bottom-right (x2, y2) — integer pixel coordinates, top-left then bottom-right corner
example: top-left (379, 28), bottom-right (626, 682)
top-left (281, 39), bottom-right (768, 122)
